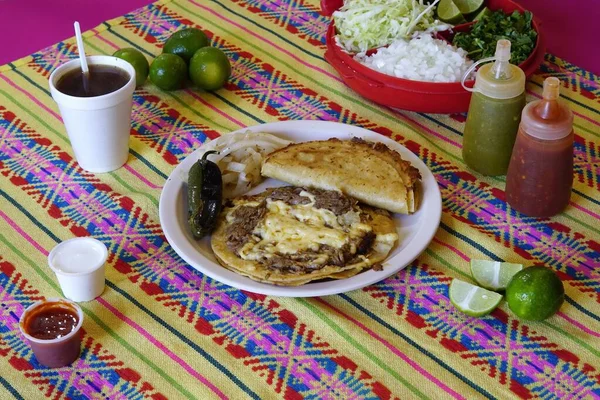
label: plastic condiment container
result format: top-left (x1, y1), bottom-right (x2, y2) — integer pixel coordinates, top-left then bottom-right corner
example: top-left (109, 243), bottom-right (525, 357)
top-left (19, 298), bottom-right (83, 368)
top-left (505, 77), bottom-right (574, 217)
top-left (461, 40), bottom-right (526, 176)
top-left (48, 237), bottom-right (108, 302)
top-left (49, 55), bottom-right (136, 173)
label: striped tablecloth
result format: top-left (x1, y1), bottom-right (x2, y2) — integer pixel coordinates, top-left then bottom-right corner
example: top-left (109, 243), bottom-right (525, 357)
top-left (1, 0), bottom-right (599, 398)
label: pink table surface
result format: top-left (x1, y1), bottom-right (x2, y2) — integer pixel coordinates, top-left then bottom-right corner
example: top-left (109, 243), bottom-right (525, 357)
top-left (1, 0), bottom-right (598, 75)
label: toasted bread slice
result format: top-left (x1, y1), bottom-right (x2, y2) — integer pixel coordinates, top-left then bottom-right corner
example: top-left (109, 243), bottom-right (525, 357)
top-left (261, 138), bottom-right (421, 214)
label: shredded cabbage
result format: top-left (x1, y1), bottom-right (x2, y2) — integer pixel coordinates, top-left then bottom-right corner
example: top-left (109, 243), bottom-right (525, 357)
top-left (333, 0), bottom-right (448, 53)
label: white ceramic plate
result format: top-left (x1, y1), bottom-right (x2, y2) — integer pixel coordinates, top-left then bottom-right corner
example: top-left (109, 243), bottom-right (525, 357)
top-left (159, 120), bottom-right (441, 297)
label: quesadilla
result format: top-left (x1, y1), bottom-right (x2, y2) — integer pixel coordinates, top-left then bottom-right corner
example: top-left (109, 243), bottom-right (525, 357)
top-left (261, 138), bottom-right (421, 214)
top-left (210, 186), bottom-right (398, 286)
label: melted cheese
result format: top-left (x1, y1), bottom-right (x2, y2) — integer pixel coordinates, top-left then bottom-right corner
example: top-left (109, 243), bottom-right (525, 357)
top-left (237, 198), bottom-right (372, 262)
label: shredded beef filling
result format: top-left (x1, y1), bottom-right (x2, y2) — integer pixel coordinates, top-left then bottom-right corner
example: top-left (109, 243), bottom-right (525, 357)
top-left (267, 187), bottom-right (310, 206)
top-left (312, 188), bottom-right (355, 215)
top-left (262, 230), bottom-right (376, 274)
top-left (267, 186), bottom-right (355, 215)
top-left (224, 187), bottom-right (377, 274)
top-left (225, 202), bottom-right (267, 252)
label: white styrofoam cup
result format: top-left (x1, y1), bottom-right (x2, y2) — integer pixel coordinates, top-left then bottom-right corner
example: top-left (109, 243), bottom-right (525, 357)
top-left (48, 237), bottom-right (108, 302)
top-left (49, 55), bottom-right (136, 173)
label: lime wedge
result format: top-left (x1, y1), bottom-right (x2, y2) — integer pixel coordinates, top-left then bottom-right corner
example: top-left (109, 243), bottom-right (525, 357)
top-left (453, 0), bottom-right (485, 15)
top-left (450, 279), bottom-right (503, 317)
top-left (471, 6), bottom-right (491, 22)
top-left (437, 0), bottom-right (466, 24)
top-left (470, 260), bottom-right (523, 291)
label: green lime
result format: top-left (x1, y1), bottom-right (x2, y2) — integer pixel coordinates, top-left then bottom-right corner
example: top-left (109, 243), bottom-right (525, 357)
top-left (189, 47), bottom-right (231, 91)
top-left (471, 6), bottom-right (491, 22)
top-left (506, 266), bottom-right (564, 321)
top-left (470, 260), bottom-right (523, 291)
top-left (453, 0), bottom-right (485, 15)
top-left (437, 0), bottom-right (465, 24)
top-left (163, 28), bottom-right (209, 63)
top-left (450, 279), bottom-right (503, 317)
top-left (149, 53), bottom-right (188, 91)
top-left (113, 48), bottom-right (149, 87)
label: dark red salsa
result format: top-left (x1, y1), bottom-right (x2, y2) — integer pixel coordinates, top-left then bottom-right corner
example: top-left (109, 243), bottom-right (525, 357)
top-left (23, 302), bottom-right (79, 340)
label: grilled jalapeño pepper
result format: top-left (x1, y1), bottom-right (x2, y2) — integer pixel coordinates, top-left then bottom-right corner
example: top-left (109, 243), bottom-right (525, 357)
top-left (187, 150), bottom-right (222, 238)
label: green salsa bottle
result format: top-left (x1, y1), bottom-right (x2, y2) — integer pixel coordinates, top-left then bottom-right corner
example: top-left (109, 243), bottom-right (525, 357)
top-left (461, 40), bottom-right (526, 176)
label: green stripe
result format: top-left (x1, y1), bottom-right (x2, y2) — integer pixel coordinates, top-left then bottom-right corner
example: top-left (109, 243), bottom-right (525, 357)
top-left (0, 233), bottom-right (196, 400)
top-left (574, 121), bottom-right (600, 138)
top-left (110, 172), bottom-right (160, 207)
top-left (83, 311), bottom-right (196, 399)
top-left (541, 321), bottom-right (600, 358)
top-left (424, 248), bottom-right (471, 279)
top-left (562, 212), bottom-right (600, 236)
top-left (297, 298), bottom-right (428, 399)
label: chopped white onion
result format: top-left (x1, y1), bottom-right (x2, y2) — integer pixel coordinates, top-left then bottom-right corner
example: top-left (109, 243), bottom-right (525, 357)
top-left (354, 33), bottom-right (473, 83)
top-left (194, 130), bottom-right (291, 198)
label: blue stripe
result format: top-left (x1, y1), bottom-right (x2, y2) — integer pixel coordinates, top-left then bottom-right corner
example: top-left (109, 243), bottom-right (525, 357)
top-left (564, 296), bottom-right (600, 323)
top-left (440, 221), bottom-right (500, 260)
top-left (339, 293), bottom-right (495, 399)
top-left (0, 190), bottom-right (260, 399)
top-left (12, 69), bottom-right (169, 180)
top-left (1, 190), bottom-right (62, 243)
top-left (419, 112), bottom-right (464, 137)
top-left (128, 148), bottom-right (168, 179)
top-left (573, 188), bottom-right (600, 207)
top-left (0, 375), bottom-right (24, 400)
top-left (209, 90), bottom-right (264, 124)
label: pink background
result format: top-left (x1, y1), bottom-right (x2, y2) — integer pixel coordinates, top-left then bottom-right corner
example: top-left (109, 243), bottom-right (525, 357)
top-left (0, 0), bottom-right (598, 75)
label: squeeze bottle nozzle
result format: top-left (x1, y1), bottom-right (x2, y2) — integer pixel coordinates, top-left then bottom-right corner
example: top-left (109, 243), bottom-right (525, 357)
top-left (542, 77), bottom-right (560, 100)
top-left (491, 39), bottom-right (512, 80)
top-left (535, 77), bottom-right (561, 119)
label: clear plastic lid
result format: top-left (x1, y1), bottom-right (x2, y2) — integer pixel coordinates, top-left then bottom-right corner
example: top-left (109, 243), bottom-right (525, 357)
top-left (474, 40), bottom-right (526, 99)
top-left (462, 40), bottom-right (526, 99)
top-left (520, 77), bottom-right (573, 140)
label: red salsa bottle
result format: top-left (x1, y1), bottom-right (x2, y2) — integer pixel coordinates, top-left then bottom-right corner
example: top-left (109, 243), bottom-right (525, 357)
top-left (505, 77), bottom-right (574, 217)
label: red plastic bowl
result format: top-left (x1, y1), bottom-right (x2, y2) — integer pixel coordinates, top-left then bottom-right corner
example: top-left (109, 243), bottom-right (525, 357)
top-left (322, 0), bottom-right (546, 113)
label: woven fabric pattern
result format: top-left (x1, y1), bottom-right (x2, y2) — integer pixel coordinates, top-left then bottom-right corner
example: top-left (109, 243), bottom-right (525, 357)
top-left (1, 0), bottom-right (599, 398)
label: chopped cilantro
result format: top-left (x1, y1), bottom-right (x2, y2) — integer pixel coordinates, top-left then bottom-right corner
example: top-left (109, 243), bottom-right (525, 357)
top-left (452, 10), bottom-right (537, 65)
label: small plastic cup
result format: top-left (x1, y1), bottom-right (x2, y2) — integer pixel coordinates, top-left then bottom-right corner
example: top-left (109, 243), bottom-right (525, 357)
top-left (49, 55), bottom-right (136, 173)
top-left (48, 237), bottom-right (108, 302)
top-left (19, 298), bottom-right (84, 368)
